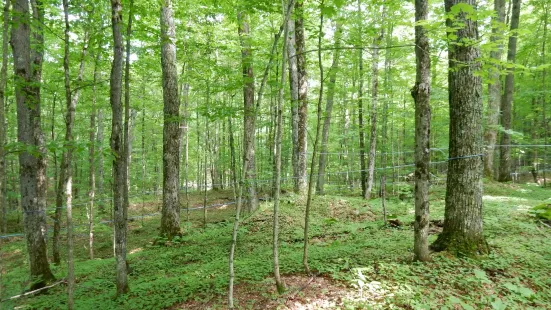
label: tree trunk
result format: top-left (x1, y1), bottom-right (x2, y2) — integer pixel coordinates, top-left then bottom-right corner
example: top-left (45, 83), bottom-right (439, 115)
top-left (122, 0), bottom-right (133, 242)
top-left (295, 0), bottom-right (308, 194)
top-left (357, 0), bottom-right (367, 197)
top-left (96, 108), bottom-right (104, 206)
top-left (411, 0), bottom-right (431, 262)
top-left (88, 49), bottom-right (101, 260)
top-left (11, 0), bottom-right (55, 289)
top-left (497, 0), bottom-right (521, 182)
top-left (0, 0), bottom-right (9, 234)
top-left (484, 0), bottom-right (505, 179)
top-left (287, 17), bottom-right (300, 195)
top-left (273, 0), bottom-right (291, 293)
top-left (431, 0), bottom-right (489, 256)
top-left (160, 0), bottom-right (181, 239)
top-left (109, 0), bottom-right (129, 296)
top-left (303, 1), bottom-right (325, 275)
top-left (316, 22), bottom-right (342, 195)
top-left (237, 12), bottom-right (258, 212)
top-left (366, 28), bottom-right (384, 200)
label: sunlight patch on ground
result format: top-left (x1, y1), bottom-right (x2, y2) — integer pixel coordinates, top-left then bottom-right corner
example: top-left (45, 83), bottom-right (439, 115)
top-left (129, 247), bottom-right (143, 254)
top-left (483, 195), bottom-right (527, 202)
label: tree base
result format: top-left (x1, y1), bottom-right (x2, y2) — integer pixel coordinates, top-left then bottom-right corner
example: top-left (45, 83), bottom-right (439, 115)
top-left (430, 231), bottom-right (489, 257)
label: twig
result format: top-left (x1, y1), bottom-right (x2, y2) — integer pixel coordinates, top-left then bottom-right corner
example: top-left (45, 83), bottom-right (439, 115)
top-left (1, 279), bottom-right (67, 302)
top-left (539, 220), bottom-right (551, 229)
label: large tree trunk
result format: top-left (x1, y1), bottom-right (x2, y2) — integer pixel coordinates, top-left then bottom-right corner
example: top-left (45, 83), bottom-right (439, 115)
top-left (0, 0), bottom-right (9, 234)
top-left (160, 0), bottom-right (181, 238)
top-left (316, 22), bottom-right (342, 195)
top-left (11, 0), bottom-right (55, 289)
top-left (295, 0), bottom-right (308, 194)
top-left (287, 15), bottom-right (300, 194)
top-left (109, 0), bottom-right (129, 296)
top-left (497, 0), bottom-right (521, 182)
top-left (431, 0), bottom-right (489, 256)
top-left (237, 12), bottom-right (258, 212)
top-left (411, 0), bottom-right (431, 262)
top-left (484, 0), bottom-right (505, 179)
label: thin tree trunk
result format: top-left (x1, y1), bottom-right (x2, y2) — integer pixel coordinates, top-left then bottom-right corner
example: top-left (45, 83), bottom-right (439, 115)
top-left (96, 108), bottom-right (104, 206)
top-left (11, 0), bottom-right (55, 290)
top-left (160, 0), bottom-right (181, 238)
top-left (411, 0), bottom-right (431, 262)
top-left (237, 12), bottom-right (258, 212)
top-left (61, 2), bottom-right (88, 306)
top-left (88, 49), bottom-right (101, 260)
top-left (357, 0), bottom-right (367, 198)
top-left (122, 0), bottom-right (134, 241)
top-left (273, 0), bottom-right (291, 293)
top-left (0, 0), bottom-right (9, 235)
top-left (431, 0), bottom-right (489, 256)
top-left (110, 0), bottom-right (129, 295)
top-left (366, 27), bottom-right (384, 200)
top-left (484, 0), bottom-right (505, 179)
top-left (497, 0), bottom-right (521, 182)
top-left (316, 22), bottom-right (342, 195)
top-left (303, 1), bottom-right (325, 275)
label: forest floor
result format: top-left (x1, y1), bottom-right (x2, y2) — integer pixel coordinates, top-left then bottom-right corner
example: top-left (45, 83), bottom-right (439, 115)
top-left (1, 181), bottom-right (550, 309)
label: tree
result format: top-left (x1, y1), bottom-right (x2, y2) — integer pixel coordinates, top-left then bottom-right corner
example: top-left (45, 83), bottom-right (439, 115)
top-left (160, 0), bottom-right (181, 239)
top-left (0, 0), bottom-right (9, 235)
top-left (411, 0), bottom-right (431, 262)
top-left (110, 0), bottom-right (129, 296)
top-left (484, 0), bottom-right (505, 179)
top-left (11, 0), bottom-right (55, 289)
top-left (497, 0), bottom-right (521, 182)
top-left (431, 0), bottom-right (489, 256)
top-left (316, 21), bottom-right (342, 195)
top-left (237, 12), bottom-right (258, 212)
top-left (294, 0), bottom-right (308, 194)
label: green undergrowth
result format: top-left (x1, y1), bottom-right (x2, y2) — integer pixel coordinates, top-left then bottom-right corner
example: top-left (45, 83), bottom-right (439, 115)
top-left (1, 182), bottom-right (550, 309)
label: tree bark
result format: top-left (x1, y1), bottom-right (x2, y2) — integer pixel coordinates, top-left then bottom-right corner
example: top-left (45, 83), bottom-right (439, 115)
top-left (431, 0), bottom-right (489, 256)
top-left (0, 0), bottom-right (9, 234)
top-left (366, 30), bottom-right (383, 200)
top-left (110, 0), bottom-right (129, 295)
top-left (237, 12), bottom-right (258, 212)
top-left (287, 14), bottom-right (300, 194)
top-left (88, 49), bottom-right (101, 260)
top-left (303, 1), bottom-right (325, 275)
top-left (316, 22), bottom-right (342, 195)
top-left (11, 0), bottom-right (55, 289)
top-left (484, 0), bottom-right (505, 179)
top-left (497, 0), bottom-right (521, 182)
top-left (411, 0), bottom-right (431, 262)
top-left (295, 0), bottom-right (308, 194)
top-left (160, 0), bottom-right (181, 239)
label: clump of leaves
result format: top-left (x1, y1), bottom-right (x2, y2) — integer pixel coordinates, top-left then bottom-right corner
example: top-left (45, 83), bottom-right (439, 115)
top-left (529, 203), bottom-right (551, 220)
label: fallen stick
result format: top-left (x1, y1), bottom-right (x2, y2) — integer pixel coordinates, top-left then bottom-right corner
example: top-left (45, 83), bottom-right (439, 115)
top-left (1, 279), bottom-right (66, 302)
top-left (539, 220), bottom-right (551, 229)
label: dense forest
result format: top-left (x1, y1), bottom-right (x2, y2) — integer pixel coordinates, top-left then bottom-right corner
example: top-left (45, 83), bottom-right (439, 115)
top-left (0, 0), bottom-right (550, 308)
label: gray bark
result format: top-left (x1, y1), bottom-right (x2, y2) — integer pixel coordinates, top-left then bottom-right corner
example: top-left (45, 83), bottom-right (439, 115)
top-left (432, 0), bottom-right (489, 256)
top-left (0, 0), bottom-right (9, 234)
top-left (366, 28), bottom-right (384, 200)
top-left (316, 22), bottom-right (342, 195)
top-left (497, 0), bottom-right (520, 182)
top-left (287, 15), bottom-right (300, 194)
top-left (412, 0), bottom-right (431, 262)
top-left (11, 0), bottom-right (55, 289)
top-left (484, 0), bottom-right (505, 179)
top-left (295, 0), bottom-right (308, 194)
top-left (160, 0), bottom-right (181, 238)
top-left (237, 12), bottom-right (258, 212)
top-left (110, 0), bottom-right (129, 295)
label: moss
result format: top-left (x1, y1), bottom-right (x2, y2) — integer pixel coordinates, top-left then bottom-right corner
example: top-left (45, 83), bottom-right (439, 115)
top-left (430, 231), bottom-right (490, 257)
top-left (530, 204), bottom-right (551, 220)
